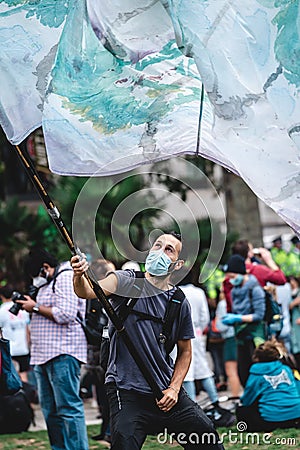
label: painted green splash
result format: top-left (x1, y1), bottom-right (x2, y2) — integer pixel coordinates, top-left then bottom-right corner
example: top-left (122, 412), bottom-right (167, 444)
top-left (257, 0), bottom-right (300, 87)
top-left (50, 0), bottom-right (200, 134)
top-left (0, 0), bottom-right (69, 28)
top-left (272, 0), bottom-right (300, 87)
top-left (0, 1), bottom-right (26, 6)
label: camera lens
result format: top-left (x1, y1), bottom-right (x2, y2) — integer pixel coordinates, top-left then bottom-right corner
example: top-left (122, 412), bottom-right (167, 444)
top-left (9, 302), bottom-right (22, 316)
top-left (9, 291), bottom-right (26, 316)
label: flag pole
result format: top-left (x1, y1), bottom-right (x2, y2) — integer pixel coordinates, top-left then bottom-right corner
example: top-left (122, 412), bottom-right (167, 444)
top-left (14, 144), bottom-right (164, 400)
top-left (196, 82), bottom-right (205, 156)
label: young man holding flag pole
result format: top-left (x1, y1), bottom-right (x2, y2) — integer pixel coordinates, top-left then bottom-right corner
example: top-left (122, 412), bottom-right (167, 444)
top-left (13, 143), bottom-right (224, 450)
top-left (71, 233), bottom-right (224, 450)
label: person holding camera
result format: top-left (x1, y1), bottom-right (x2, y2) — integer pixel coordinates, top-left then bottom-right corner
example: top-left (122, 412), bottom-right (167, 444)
top-left (16, 248), bottom-right (89, 450)
top-left (231, 239), bottom-right (286, 287)
top-left (0, 285), bottom-right (30, 382)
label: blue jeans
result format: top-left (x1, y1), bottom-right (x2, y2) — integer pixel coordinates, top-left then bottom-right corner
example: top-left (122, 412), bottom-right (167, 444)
top-left (183, 381), bottom-right (196, 401)
top-left (201, 377), bottom-right (218, 404)
top-left (34, 355), bottom-right (88, 450)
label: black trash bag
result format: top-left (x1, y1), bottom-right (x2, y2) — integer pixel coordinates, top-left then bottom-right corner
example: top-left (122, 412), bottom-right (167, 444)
top-left (0, 390), bottom-right (34, 434)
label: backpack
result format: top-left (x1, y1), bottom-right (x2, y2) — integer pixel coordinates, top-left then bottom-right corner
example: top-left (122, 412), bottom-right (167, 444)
top-left (206, 316), bottom-right (224, 345)
top-left (116, 271), bottom-right (185, 354)
top-left (0, 390), bottom-right (34, 434)
top-left (76, 298), bottom-right (107, 347)
top-left (51, 268), bottom-right (105, 346)
top-left (249, 288), bottom-right (283, 337)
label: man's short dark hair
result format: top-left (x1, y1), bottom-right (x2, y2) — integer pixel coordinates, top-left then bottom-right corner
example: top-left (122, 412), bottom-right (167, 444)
top-left (24, 248), bottom-right (58, 277)
top-left (231, 239), bottom-right (249, 259)
top-left (0, 285), bottom-right (14, 299)
top-left (168, 231), bottom-right (182, 242)
top-left (150, 230), bottom-right (185, 260)
top-left (166, 230), bottom-right (187, 260)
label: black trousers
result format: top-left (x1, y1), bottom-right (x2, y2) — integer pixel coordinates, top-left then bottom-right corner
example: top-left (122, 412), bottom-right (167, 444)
top-left (237, 339), bottom-right (255, 387)
top-left (106, 383), bottom-right (224, 450)
top-left (236, 402), bottom-right (300, 432)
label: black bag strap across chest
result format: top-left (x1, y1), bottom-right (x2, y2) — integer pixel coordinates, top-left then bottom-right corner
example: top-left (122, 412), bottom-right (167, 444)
top-left (117, 271), bottom-right (185, 353)
top-left (160, 287), bottom-right (185, 353)
top-left (117, 271), bottom-right (146, 323)
top-left (51, 267), bottom-right (73, 293)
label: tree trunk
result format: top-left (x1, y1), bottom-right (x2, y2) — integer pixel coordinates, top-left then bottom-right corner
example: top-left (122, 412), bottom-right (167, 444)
top-left (223, 169), bottom-right (263, 246)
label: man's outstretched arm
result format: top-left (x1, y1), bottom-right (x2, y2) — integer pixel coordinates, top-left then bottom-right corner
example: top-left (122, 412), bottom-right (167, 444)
top-left (71, 255), bottom-right (118, 299)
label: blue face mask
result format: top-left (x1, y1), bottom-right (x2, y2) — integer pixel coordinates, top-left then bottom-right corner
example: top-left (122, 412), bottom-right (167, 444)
top-left (145, 250), bottom-right (172, 276)
top-left (229, 274), bottom-right (244, 287)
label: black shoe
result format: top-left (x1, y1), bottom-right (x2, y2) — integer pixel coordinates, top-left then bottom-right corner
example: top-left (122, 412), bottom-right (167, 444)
top-left (91, 434), bottom-right (111, 445)
top-left (103, 435), bottom-right (111, 444)
top-left (91, 434), bottom-right (104, 441)
top-left (216, 382), bottom-right (227, 392)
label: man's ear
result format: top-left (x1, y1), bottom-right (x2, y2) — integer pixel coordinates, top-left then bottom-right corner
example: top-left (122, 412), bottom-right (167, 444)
top-left (174, 260), bottom-right (185, 271)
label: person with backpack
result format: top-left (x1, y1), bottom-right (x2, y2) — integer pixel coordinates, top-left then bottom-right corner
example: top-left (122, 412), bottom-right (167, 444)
top-left (71, 231), bottom-right (224, 450)
top-left (16, 248), bottom-right (89, 450)
top-left (222, 255), bottom-right (266, 386)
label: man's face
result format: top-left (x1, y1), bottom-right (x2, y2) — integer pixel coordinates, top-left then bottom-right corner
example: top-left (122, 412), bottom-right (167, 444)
top-left (273, 240), bottom-right (282, 249)
top-left (41, 263), bottom-right (55, 278)
top-left (150, 234), bottom-right (182, 264)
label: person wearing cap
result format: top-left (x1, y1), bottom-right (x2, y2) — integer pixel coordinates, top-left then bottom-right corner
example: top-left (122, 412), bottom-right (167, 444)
top-left (270, 236), bottom-right (288, 271)
top-left (283, 236), bottom-right (300, 277)
top-left (222, 255), bottom-right (266, 386)
top-left (291, 235), bottom-right (300, 247)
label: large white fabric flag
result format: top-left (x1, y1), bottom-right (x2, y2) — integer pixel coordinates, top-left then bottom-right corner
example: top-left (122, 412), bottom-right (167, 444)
top-left (0, 0), bottom-right (299, 232)
top-left (43, 0), bottom-right (206, 175)
top-left (0, 0), bottom-right (66, 142)
top-left (167, 0), bottom-right (300, 233)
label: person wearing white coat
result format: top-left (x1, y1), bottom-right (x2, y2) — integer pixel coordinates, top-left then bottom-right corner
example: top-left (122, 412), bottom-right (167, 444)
top-left (179, 282), bottom-right (219, 405)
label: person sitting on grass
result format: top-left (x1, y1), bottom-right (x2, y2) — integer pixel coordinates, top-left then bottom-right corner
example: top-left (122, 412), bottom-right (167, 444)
top-left (236, 339), bottom-right (300, 431)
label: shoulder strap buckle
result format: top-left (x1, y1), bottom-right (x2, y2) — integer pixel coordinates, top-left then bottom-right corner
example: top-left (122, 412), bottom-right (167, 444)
top-left (159, 333), bottom-right (167, 344)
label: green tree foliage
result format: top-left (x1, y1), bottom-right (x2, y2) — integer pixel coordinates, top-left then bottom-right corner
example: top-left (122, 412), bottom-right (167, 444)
top-left (0, 199), bottom-right (60, 284)
top-left (50, 173), bottom-right (162, 264)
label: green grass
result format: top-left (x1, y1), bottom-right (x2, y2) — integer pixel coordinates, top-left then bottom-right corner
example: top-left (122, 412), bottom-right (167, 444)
top-left (0, 425), bottom-right (298, 449)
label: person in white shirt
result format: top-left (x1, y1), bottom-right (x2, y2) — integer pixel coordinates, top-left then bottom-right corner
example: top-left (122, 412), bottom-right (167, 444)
top-left (179, 276), bottom-right (219, 405)
top-left (0, 286), bottom-right (30, 382)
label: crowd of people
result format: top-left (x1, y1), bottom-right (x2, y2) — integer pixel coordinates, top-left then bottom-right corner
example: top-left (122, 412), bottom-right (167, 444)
top-left (0, 232), bottom-right (299, 449)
